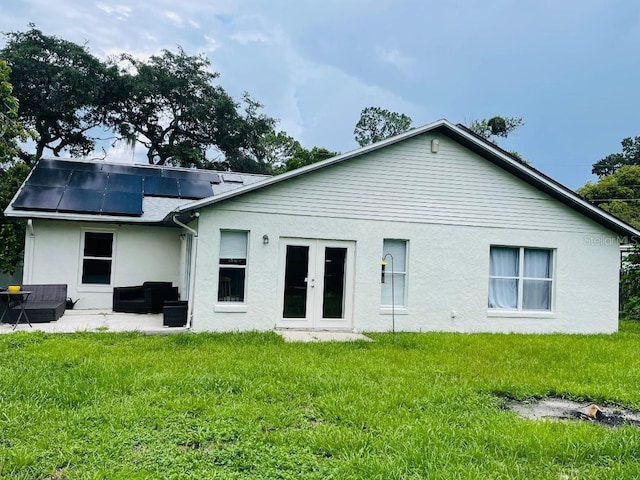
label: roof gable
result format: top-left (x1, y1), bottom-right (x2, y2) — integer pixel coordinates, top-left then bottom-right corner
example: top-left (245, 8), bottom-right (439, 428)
top-left (172, 119), bottom-right (640, 239)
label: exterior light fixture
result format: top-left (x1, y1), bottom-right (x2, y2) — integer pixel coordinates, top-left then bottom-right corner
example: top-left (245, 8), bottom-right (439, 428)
top-left (431, 139), bottom-right (440, 153)
top-left (263, 234), bottom-right (269, 245)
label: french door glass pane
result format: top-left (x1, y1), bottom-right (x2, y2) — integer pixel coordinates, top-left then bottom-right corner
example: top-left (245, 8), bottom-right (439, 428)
top-left (322, 247), bottom-right (346, 318)
top-left (283, 245), bottom-right (309, 318)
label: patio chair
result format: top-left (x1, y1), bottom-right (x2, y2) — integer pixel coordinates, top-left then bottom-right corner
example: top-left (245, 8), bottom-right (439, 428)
top-left (113, 281), bottom-right (179, 314)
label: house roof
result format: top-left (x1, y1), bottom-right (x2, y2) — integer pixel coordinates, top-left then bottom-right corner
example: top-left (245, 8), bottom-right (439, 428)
top-left (170, 119), bottom-right (640, 240)
top-left (4, 158), bottom-right (270, 225)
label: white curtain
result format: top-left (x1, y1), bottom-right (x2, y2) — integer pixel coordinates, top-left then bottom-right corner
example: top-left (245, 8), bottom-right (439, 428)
top-left (523, 249), bottom-right (551, 310)
top-left (488, 247), bottom-right (518, 309)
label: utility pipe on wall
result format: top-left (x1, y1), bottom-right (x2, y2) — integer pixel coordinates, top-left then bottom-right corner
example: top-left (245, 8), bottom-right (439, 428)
top-left (172, 214), bottom-right (199, 330)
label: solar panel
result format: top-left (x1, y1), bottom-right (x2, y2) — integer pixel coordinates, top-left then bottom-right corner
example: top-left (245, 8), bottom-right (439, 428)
top-left (144, 176), bottom-right (179, 197)
top-left (192, 171), bottom-right (221, 184)
top-left (16, 160), bottom-right (242, 217)
top-left (58, 188), bottom-right (104, 213)
top-left (68, 171), bottom-right (109, 190)
top-left (28, 168), bottom-right (72, 187)
top-left (107, 173), bottom-right (143, 193)
top-left (222, 173), bottom-right (244, 183)
top-left (38, 159), bottom-right (97, 172)
top-left (178, 180), bottom-right (214, 199)
top-left (101, 190), bottom-right (143, 215)
top-left (12, 185), bottom-right (64, 211)
top-left (161, 168), bottom-right (193, 180)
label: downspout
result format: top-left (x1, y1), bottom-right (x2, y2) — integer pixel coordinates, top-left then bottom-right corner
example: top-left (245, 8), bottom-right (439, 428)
top-left (23, 219), bottom-right (36, 283)
top-left (172, 214), bottom-right (199, 330)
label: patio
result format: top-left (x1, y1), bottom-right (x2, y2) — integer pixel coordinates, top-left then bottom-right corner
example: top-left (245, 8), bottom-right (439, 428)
top-left (0, 310), bottom-right (372, 341)
top-left (0, 309), bottom-right (179, 334)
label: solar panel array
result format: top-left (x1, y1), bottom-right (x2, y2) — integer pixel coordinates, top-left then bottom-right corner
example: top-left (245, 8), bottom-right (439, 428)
top-left (12, 159), bottom-right (228, 217)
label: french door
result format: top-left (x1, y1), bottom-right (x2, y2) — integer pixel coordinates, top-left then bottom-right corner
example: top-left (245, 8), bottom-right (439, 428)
top-left (277, 238), bottom-right (355, 329)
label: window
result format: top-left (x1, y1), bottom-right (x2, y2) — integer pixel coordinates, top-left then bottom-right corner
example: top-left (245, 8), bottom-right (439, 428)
top-left (488, 246), bottom-right (553, 311)
top-left (82, 232), bottom-right (114, 285)
top-left (381, 239), bottom-right (407, 307)
top-left (218, 231), bottom-right (248, 302)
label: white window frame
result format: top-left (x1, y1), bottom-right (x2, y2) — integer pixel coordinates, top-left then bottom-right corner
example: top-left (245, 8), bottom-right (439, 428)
top-left (488, 246), bottom-right (554, 312)
top-left (78, 229), bottom-right (116, 290)
top-left (217, 230), bottom-right (249, 304)
top-left (381, 239), bottom-right (408, 310)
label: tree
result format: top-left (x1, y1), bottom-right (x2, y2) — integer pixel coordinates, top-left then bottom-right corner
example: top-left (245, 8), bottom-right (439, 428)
top-left (467, 116), bottom-right (524, 141)
top-left (354, 107), bottom-right (412, 147)
top-left (592, 136), bottom-right (640, 177)
top-left (620, 244), bottom-right (640, 320)
top-left (0, 162), bottom-right (29, 273)
top-left (281, 146), bottom-right (338, 172)
top-left (578, 165), bottom-right (640, 229)
top-left (111, 50), bottom-right (279, 171)
top-left (0, 26), bottom-right (116, 165)
top-left (0, 62), bottom-right (33, 273)
top-left (0, 60), bottom-right (32, 163)
top-left (466, 116), bottom-right (525, 161)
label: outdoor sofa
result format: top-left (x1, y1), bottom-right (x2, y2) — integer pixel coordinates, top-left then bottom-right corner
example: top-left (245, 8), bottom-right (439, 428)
top-left (6, 284), bottom-right (67, 323)
top-left (113, 281), bottom-right (179, 314)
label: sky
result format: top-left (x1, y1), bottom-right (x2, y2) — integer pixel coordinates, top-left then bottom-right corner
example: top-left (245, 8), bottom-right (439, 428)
top-left (1, 0), bottom-right (639, 189)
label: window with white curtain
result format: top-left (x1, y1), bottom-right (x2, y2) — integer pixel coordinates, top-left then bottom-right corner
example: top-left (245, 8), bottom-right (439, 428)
top-left (218, 231), bottom-right (248, 302)
top-left (488, 246), bottom-right (553, 311)
top-left (381, 239), bottom-right (407, 307)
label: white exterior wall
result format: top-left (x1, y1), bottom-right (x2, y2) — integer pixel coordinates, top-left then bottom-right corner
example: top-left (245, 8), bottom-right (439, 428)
top-left (190, 134), bottom-right (621, 334)
top-left (23, 220), bottom-right (183, 309)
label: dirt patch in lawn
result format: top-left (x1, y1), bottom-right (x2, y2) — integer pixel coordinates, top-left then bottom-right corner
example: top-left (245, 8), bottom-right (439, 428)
top-left (504, 397), bottom-right (640, 428)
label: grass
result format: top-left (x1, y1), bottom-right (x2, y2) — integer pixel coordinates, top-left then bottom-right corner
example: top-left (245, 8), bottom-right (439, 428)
top-left (1, 324), bottom-right (640, 478)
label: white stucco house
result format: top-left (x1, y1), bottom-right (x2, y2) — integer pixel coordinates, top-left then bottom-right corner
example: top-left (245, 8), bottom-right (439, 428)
top-left (6, 119), bottom-right (639, 333)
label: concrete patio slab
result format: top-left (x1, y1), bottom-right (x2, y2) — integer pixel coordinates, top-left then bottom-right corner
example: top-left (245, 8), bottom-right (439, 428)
top-left (0, 311), bottom-right (373, 342)
top-left (0, 309), bottom-right (187, 334)
top-left (276, 330), bottom-right (372, 343)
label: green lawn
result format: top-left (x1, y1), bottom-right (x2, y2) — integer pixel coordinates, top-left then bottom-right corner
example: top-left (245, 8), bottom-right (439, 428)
top-left (1, 323), bottom-right (640, 479)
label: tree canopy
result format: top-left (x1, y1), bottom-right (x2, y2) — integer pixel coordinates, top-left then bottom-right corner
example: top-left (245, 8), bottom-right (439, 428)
top-left (467, 116), bottom-right (524, 141)
top-left (592, 136), bottom-right (640, 177)
top-left (353, 107), bottom-right (412, 147)
top-left (0, 26), bottom-right (117, 166)
top-left (578, 165), bottom-right (640, 229)
top-left (0, 61), bottom-right (33, 273)
top-left (111, 49), bottom-right (278, 171)
top-left (0, 60), bottom-right (32, 163)
top-left (0, 27), bottom-right (313, 174)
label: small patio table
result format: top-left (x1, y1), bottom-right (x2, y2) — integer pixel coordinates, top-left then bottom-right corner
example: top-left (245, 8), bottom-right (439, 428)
top-left (0, 291), bottom-right (32, 330)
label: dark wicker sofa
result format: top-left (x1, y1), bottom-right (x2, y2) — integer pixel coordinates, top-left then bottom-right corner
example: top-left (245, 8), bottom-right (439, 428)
top-left (7, 284), bottom-right (67, 323)
top-left (113, 281), bottom-right (179, 314)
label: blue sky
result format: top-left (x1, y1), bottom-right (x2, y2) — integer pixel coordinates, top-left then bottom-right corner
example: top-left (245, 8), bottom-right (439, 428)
top-left (1, 0), bottom-right (639, 189)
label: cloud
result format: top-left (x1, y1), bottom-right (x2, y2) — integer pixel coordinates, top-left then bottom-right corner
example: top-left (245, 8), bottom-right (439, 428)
top-left (96, 3), bottom-right (132, 20)
top-left (203, 35), bottom-right (219, 53)
top-left (375, 47), bottom-right (413, 70)
top-left (164, 11), bottom-right (184, 25)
